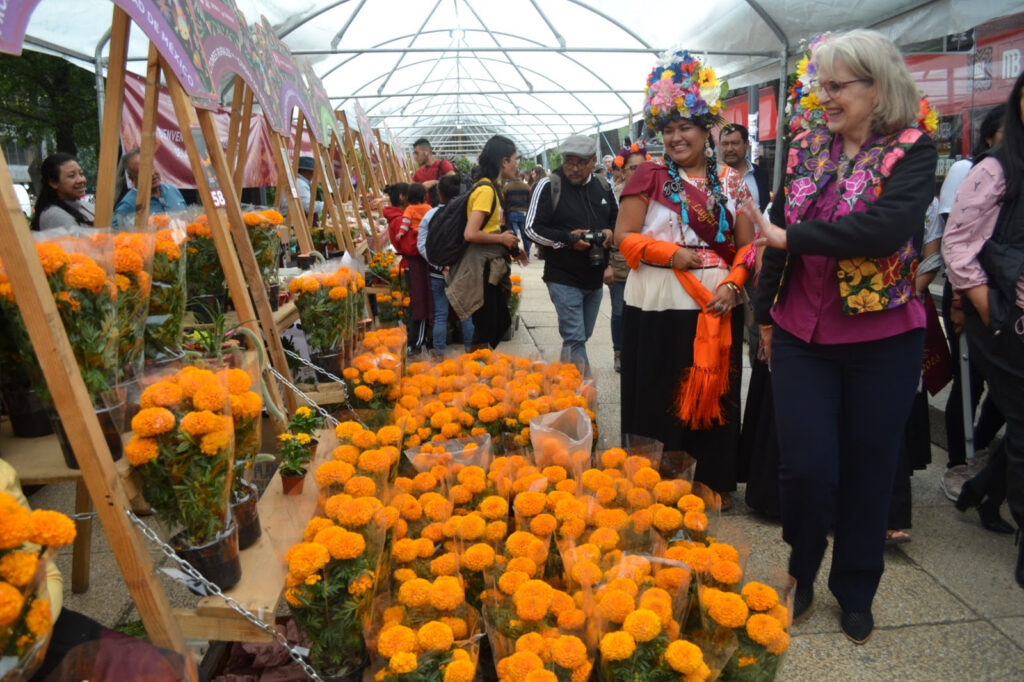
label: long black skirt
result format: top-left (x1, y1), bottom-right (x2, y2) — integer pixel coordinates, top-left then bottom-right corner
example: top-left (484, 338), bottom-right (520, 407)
top-left (620, 304), bottom-right (743, 492)
top-left (738, 358), bottom-right (781, 517)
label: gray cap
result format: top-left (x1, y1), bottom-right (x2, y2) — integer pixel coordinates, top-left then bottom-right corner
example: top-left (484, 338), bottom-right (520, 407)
top-left (298, 156), bottom-right (315, 171)
top-left (559, 134), bottom-right (596, 158)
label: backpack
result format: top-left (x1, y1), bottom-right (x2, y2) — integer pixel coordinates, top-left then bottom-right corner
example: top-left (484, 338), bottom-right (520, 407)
top-left (425, 179), bottom-right (497, 267)
top-left (547, 172), bottom-right (611, 214)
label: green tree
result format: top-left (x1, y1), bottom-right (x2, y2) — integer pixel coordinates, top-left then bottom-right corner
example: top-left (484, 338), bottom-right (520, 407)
top-left (547, 149), bottom-right (561, 170)
top-left (453, 157), bottom-right (473, 175)
top-left (0, 51), bottom-right (99, 158)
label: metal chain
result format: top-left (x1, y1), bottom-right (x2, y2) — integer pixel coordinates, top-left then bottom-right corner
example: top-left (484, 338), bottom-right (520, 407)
top-left (265, 355), bottom-right (341, 428)
top-left (282, 348), bottom-right (347, 387)
top-left (125, 509), bottom-right (324, 682)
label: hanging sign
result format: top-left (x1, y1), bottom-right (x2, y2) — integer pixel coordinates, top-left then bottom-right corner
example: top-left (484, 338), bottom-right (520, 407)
top-left (189, 126), bottom-right (226, 207)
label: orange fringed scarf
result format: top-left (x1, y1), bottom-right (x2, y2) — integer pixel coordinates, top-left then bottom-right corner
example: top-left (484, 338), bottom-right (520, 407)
top-left (620, 233), bottom-right (753, 429)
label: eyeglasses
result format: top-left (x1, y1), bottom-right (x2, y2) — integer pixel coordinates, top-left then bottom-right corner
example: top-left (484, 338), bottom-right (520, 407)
top-left (562, 156), bottom-right (593, 169)
top-left (810, 77), bottom-right (871, 97)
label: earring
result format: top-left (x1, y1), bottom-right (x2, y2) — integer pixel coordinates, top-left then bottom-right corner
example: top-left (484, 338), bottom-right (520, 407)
top-left (704, 139), bottom-right (714, 159)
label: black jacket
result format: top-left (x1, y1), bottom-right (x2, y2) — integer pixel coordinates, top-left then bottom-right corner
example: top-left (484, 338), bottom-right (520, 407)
top-left (751, 163), bottom-right (771, 212)
top-left (524, 167), bottom-right (619, 289)
top-left (753, 134), bottom-right (938, 324)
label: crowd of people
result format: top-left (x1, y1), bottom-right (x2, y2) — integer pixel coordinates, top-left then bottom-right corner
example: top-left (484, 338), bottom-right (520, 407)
top-left (20, 26), bottom-right (1023, 653)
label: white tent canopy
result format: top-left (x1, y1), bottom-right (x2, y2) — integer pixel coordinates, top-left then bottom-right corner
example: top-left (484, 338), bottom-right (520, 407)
top-left (20, 0), bottom-right (1023, 160)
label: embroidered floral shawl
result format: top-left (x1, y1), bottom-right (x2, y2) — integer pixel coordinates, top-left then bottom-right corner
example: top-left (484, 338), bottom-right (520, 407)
top-left (785, 126), bottom-right (923, 315)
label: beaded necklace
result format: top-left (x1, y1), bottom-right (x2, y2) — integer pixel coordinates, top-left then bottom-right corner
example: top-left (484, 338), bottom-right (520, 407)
top-left (663, 158), bottom-right (731, 244)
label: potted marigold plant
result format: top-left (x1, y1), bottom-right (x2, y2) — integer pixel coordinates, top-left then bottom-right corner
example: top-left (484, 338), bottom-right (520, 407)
top-left (126, 365), bottom-right (240, 590)
top-left (185, 215), bottom-right (228, 321)
top-left (145, 214), bottom-right (188, 362)
top-left (288, 266), bottom-right (364, 375)
top-left (224, 367), bottom-right (265, 549)
top-left (287, 405), bottom-right (325, 437)
top-left (0, 490), bottom-right (77, 680)
top-left (278, 431), bottom-right (315, 495)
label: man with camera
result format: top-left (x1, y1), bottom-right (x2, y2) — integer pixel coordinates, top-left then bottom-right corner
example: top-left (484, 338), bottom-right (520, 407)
top-left (525, 134), bottom-right (618, 372)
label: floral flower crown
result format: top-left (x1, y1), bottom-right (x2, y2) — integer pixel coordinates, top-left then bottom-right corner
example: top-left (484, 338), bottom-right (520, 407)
top-left (917, 95), bottom-right (938, 135)
top-left (787, 34), bottom-right (831, 135)
top-left (643, 50), bottom-right (727, 131)
top-left (613, 140), bottom-right (651, 168)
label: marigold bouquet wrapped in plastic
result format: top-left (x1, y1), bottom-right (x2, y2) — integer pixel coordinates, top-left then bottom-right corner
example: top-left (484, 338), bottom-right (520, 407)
top-left (288, 266), bottom-right (364, 356)
top-left (242, 209), bottom-right (283, 290)
top-left (185, 214), bottom-right (226, 303)
top-left (286, 494), bottom-right (391, 676)
top-left (145, 214), bottom-right (188, 361)
top-left (110, 228), bottom-right (156, 383)
top-left (126, 365), bottom-right (235, 548)
top-left (224, 368), bottom-right (263, 494)
top-left (365, 595), bottom-right (482, 682)
top-left (0, 493), bottom-right (77, 679)
top-left (508, 273), bottom-right (522, 319)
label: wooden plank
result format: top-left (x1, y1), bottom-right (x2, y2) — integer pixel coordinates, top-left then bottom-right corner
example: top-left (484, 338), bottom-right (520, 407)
top-left (313, 143), bottom-right (357, 256)
top-left (183, 299), bottom-right (298, 334)
top-left (93, 6), bottom-right (131, 227)
top-left (225, 76), bottom-right (245, 171)
top-left (233, 88), bottom-right (253, 196)
top-left (173, 609), bottom-right (272, 642)
top-left (0, 141), bottom-right (197, 680)
top-left (131, 43), bottom-right (161, 228)
top-left (337, 111), bottom-right (384, 251)
top-left (293, 383), bottom-right (348, 406)
top-left (270, 131), bottom-right (314, 254)
top-left (192, 429), bottom-right (338, 633)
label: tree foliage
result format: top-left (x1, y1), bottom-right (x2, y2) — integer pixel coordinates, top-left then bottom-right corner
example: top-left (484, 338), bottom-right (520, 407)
top-left (0, 50), bottom-right (99, 156)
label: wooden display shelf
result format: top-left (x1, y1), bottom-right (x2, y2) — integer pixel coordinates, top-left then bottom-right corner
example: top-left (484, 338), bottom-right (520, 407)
top-left (183, 299), bottom-right (298, 333)
top-left (176, 428), bottom-right (338, 642)
top-left (291, 382), bottom-right (347, 406)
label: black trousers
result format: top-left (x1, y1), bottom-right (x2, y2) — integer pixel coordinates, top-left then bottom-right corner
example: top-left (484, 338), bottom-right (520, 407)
top-left (771, 326), bottom-right (924, 612)
top-left (964, 313), bottom-right (1024, 528)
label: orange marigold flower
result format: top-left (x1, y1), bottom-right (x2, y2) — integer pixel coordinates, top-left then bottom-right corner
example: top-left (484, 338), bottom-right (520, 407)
top-left (260, 209), bottom-right (284, 225)
top-left (708, 591), bottom-right (749, 628)
top-left (529, 513), bottom-right (557, 537)
top-left (398, 577), bottom-right (432, 608)
top-left (498, 570), bottom-right (530, 596)
top-left (140, 381), bottom-right (183, 409)
top-left (443, 659), bottom-right (476, 682)
top-left (286, 542), bottom-right (330, 579)
top-left (623, 608), bottom-right (662, 642)
top-left (303, 517), bottom-right (334, 542)
top-left (28, 509), bottom-right (75, 547)
top-left (35, 242), bottom-right (69, 275)
top-left (504, 650), bottom-right (544, 678)
top-left (550, 634), bottom-right (587, 669)
top-left (25, 597), bottom-right (51, 636)
top-left (599, 631), bottom-right (636, 662)
top-left (314, 460), bottom-right (355, 489)
top-left (678, 494), bottom-right (706, 513)
top-left (377, 624), bottom-right (417, 658)
top-left (746, 613), bottom-right (785, 647)
top-left (767, 630), bottom-right (790, 655)
top-left (125, 435), bottom-right (160, 466)
top-left (665, 639), bottom-right (704, 674)
top-left (598, 589), bottom-right (635, 624)
top-left (513, 491), bottom-right (547, 518)
top-left (0, 552), bottom-right (38, 587)
top-left (417, 620), bottom-right (454, 651)
top-left (429, 575), bottom-right (465, 611)
top-left (570, 560), bottom-right (602, 588)
top-left (711, 559), bottom-right (742, 585)
top-left (358, 448), bottom-right (390, 474)
top-left (191, 382), bottom-right (228, 412)
top-left (653, 506), bottom-right (684, 534)
top-left (131, 407), bottom-right (176, 437)
top-left (0, 582), bottom-right (24, 627)
top-left (513, 579), bottom-right (553, 621)
top-left (478, 496), bottom-right (508, 520)
top-left (462, 543), bottom-right (495, 571)
top-left (224, 368), bottom-right (252, 395)
top-left (683, 510), bottom-right (708, 532)
top-left (389, 651), bottom-right (418, 674)
top-left (199, 429), bottom-right (231, 456)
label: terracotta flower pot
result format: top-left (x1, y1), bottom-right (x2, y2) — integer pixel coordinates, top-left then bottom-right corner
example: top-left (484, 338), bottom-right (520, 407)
top-left (280, 471), bottom-right (306, 495)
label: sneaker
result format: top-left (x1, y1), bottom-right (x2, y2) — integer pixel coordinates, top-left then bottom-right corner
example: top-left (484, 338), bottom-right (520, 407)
top-left (840, 610), bottom-right (874, 645)
top-left (940, 465), bottom-right (969, 502)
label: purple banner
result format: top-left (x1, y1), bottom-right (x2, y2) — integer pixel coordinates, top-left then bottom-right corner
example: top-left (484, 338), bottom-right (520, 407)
top-left (0, 0), bottom-right (43, 55)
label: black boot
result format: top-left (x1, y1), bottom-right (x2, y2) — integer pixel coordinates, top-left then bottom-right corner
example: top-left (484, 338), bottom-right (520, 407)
top-left (954, 480), bottom-right (983, 512)
top-left (978, 499), bottom-right (1015, 534)
top-left (793, 584), bottom-right (814, 624)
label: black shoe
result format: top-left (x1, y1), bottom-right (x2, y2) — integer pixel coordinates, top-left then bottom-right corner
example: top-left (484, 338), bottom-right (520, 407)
top-left (978, 499), bottom-right (1015, 534)
top-left (840, 610), bottom-right (873, 645)
top-left (792, 584), bottom-right (814, 625)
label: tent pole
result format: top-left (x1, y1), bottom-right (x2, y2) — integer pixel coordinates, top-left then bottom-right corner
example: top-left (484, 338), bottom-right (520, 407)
top-left (93, 27), bottom-right (112, 138)
top-left (773, 48), bottom-right (788, 189)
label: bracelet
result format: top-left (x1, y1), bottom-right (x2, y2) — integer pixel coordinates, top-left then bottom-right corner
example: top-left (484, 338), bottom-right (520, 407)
top-left (720, 281), bottom-right (740, 295)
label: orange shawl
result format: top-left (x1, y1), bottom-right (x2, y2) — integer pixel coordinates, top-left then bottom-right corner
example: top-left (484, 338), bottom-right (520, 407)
top-left (620, 233), bottom-right (752, 429)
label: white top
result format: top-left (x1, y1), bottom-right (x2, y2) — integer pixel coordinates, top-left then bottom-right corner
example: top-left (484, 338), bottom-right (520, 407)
top-left (938, 158), bottom-right (972, 216)
top-left (37, 201), bottom-right (95, 230)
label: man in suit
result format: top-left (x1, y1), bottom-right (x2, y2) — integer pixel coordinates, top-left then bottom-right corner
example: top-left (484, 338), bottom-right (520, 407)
top-left (719, 123), bottom-right (770, 212)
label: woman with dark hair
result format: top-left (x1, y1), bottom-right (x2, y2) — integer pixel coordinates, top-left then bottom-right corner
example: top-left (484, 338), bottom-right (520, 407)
top-left (939, 104), bottom-right (1008, 502)
top-left (943, 70), bottom-right (1024, 587)
top-left (31, 153), bottom-right (94, 230)
top-left (445, 135), bottom-right (525, 348)
top-left (744, 30), bottom-right (937, 643)
top-left (614, 51), bottom-right (754, 501)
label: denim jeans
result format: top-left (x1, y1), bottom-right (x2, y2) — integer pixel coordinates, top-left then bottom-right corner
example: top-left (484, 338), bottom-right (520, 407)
top-left (430, 277), bottom-right (474, 352)
top-left (546, 282), bottom-right (602, 370)
top-left (507, 211), bottom-right (530, 256)
top-left (608, 280), bottom-right (625, 352)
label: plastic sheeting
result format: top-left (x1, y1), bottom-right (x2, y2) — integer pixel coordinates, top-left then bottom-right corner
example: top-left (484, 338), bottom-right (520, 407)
top-left (19, 0), bottom-right (1024, 156)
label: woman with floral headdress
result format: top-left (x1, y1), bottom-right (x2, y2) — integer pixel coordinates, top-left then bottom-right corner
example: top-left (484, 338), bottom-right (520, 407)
top-left (743, 30), bottom-right (936, 644)
top-left (614, 51), bottom-right (754, 504)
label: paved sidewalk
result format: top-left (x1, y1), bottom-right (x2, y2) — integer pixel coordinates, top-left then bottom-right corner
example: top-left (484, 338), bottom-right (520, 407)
top-left (27, 257), bottom-right (1024, 680)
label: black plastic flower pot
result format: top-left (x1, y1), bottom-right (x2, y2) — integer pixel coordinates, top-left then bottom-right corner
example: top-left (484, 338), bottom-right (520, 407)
top-left (171, 520), bottom-right (242, 593)
top-left (231, 480), bottom-right (262, 551)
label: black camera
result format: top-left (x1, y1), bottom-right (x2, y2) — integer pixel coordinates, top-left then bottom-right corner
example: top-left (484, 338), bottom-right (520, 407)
top-left (573, 230), bottom-right (608, 267)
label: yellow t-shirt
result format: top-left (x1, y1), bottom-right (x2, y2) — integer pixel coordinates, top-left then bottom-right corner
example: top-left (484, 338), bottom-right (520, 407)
top-left (466, 181), bottom-right (501, 234)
